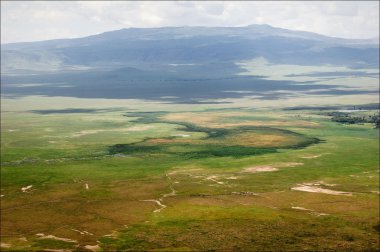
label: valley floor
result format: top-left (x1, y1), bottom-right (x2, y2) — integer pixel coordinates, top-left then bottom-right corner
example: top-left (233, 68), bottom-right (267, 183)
top-left (1, 102), bottom-right (379, 251)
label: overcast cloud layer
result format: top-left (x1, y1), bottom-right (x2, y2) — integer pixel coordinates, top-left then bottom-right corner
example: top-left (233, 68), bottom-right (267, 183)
top-left (1, 1), bottom-right (379, 44)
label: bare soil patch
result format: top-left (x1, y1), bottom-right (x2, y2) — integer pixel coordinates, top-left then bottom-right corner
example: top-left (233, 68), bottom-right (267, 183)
top-left (242, 162), bottom-right (303, 173)
top-left (1, 243), bottom-right (11, 248)
top-left (36, 234), bottom-right (77, 243)
top-left (84, 244), bottom-right (101, 251)
top-left (21, 185), bottom-right (33, 193)
top-left (291, 184), bottom-right (352, 196)
top-left (242, 166), bottom-right (279, 173)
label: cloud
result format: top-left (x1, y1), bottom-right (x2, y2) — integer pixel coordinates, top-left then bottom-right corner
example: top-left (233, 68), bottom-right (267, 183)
top-left (1, 1), bottom-right (379, 43)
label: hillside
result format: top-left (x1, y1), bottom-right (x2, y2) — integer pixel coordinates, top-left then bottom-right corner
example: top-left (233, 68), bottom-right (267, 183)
top-left (1, 24), bottom-right (379, 103)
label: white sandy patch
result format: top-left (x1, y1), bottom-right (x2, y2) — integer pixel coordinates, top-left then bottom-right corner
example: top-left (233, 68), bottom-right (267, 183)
top-left (85, 184), bottom-right (89, 190)
top-left (0, 195), bottom-right (4, 198)
top-left (21, 185), bottom-right (33, 193)
top-left (7, 129), bottom-right (19, 132)
top-left (84, 245), bottom-right (101, 252)
top-left (1, 243), bottom-right (11, 248)
top-left (172, 134), bottom-right (190, 137)
top-left (242, 166), bottom-right (279, 173)
top-left (371, 191), bottom-right (380, 194)
top-left (292, 207), bottom-right (312, 211)
top-left (312, 212), bottom-right (329, 216)
top-left (291, 206), bottom-right (312, 211)
top-left (19, 237), bottom-right (28, 242)
top-left (291, 184), bottom-right (352, 196)
top-left (227, 176), bottom-right (238, 180)
top-left (36, 234), bottom-right (77, 243)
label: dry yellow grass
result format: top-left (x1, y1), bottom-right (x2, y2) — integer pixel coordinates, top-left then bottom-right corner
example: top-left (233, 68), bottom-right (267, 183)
top-left (223, 132), bottom-right (302, 147)
top-left (0, 179), bottom-right (168, 247)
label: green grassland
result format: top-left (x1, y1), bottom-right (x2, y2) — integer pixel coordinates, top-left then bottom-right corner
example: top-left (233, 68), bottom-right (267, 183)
top-left (1, 103), bottom-right (379, 251)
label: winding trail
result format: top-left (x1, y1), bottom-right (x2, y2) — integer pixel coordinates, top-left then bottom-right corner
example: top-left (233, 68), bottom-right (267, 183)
top-left (140, 173), bottom-right (176, 213)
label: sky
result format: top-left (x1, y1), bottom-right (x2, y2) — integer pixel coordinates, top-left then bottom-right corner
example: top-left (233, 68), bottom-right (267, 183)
top-left (1, 1), bottom-right (379, 44)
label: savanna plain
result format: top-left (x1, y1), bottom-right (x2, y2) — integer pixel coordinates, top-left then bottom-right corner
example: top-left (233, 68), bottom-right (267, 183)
top-left (1, 98), bottom-right (379, 251)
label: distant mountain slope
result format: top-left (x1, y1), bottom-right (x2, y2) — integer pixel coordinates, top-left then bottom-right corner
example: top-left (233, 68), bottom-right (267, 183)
top-left (1, 25), bottom-right (379, 103)
top-left (2, 24), bottom-right (379, 74)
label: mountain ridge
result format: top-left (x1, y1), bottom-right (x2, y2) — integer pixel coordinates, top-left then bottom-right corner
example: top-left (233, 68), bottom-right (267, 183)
top-left (2, 24), bottom-right (379, 75)
top-left (1, 24), bottom-right (378, 103)
top-left (2, 24), bottom-right (378, 47)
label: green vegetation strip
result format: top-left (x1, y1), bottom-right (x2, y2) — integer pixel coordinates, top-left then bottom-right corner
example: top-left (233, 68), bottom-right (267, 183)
top-left (108, 112), bottom-right (321, 158)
